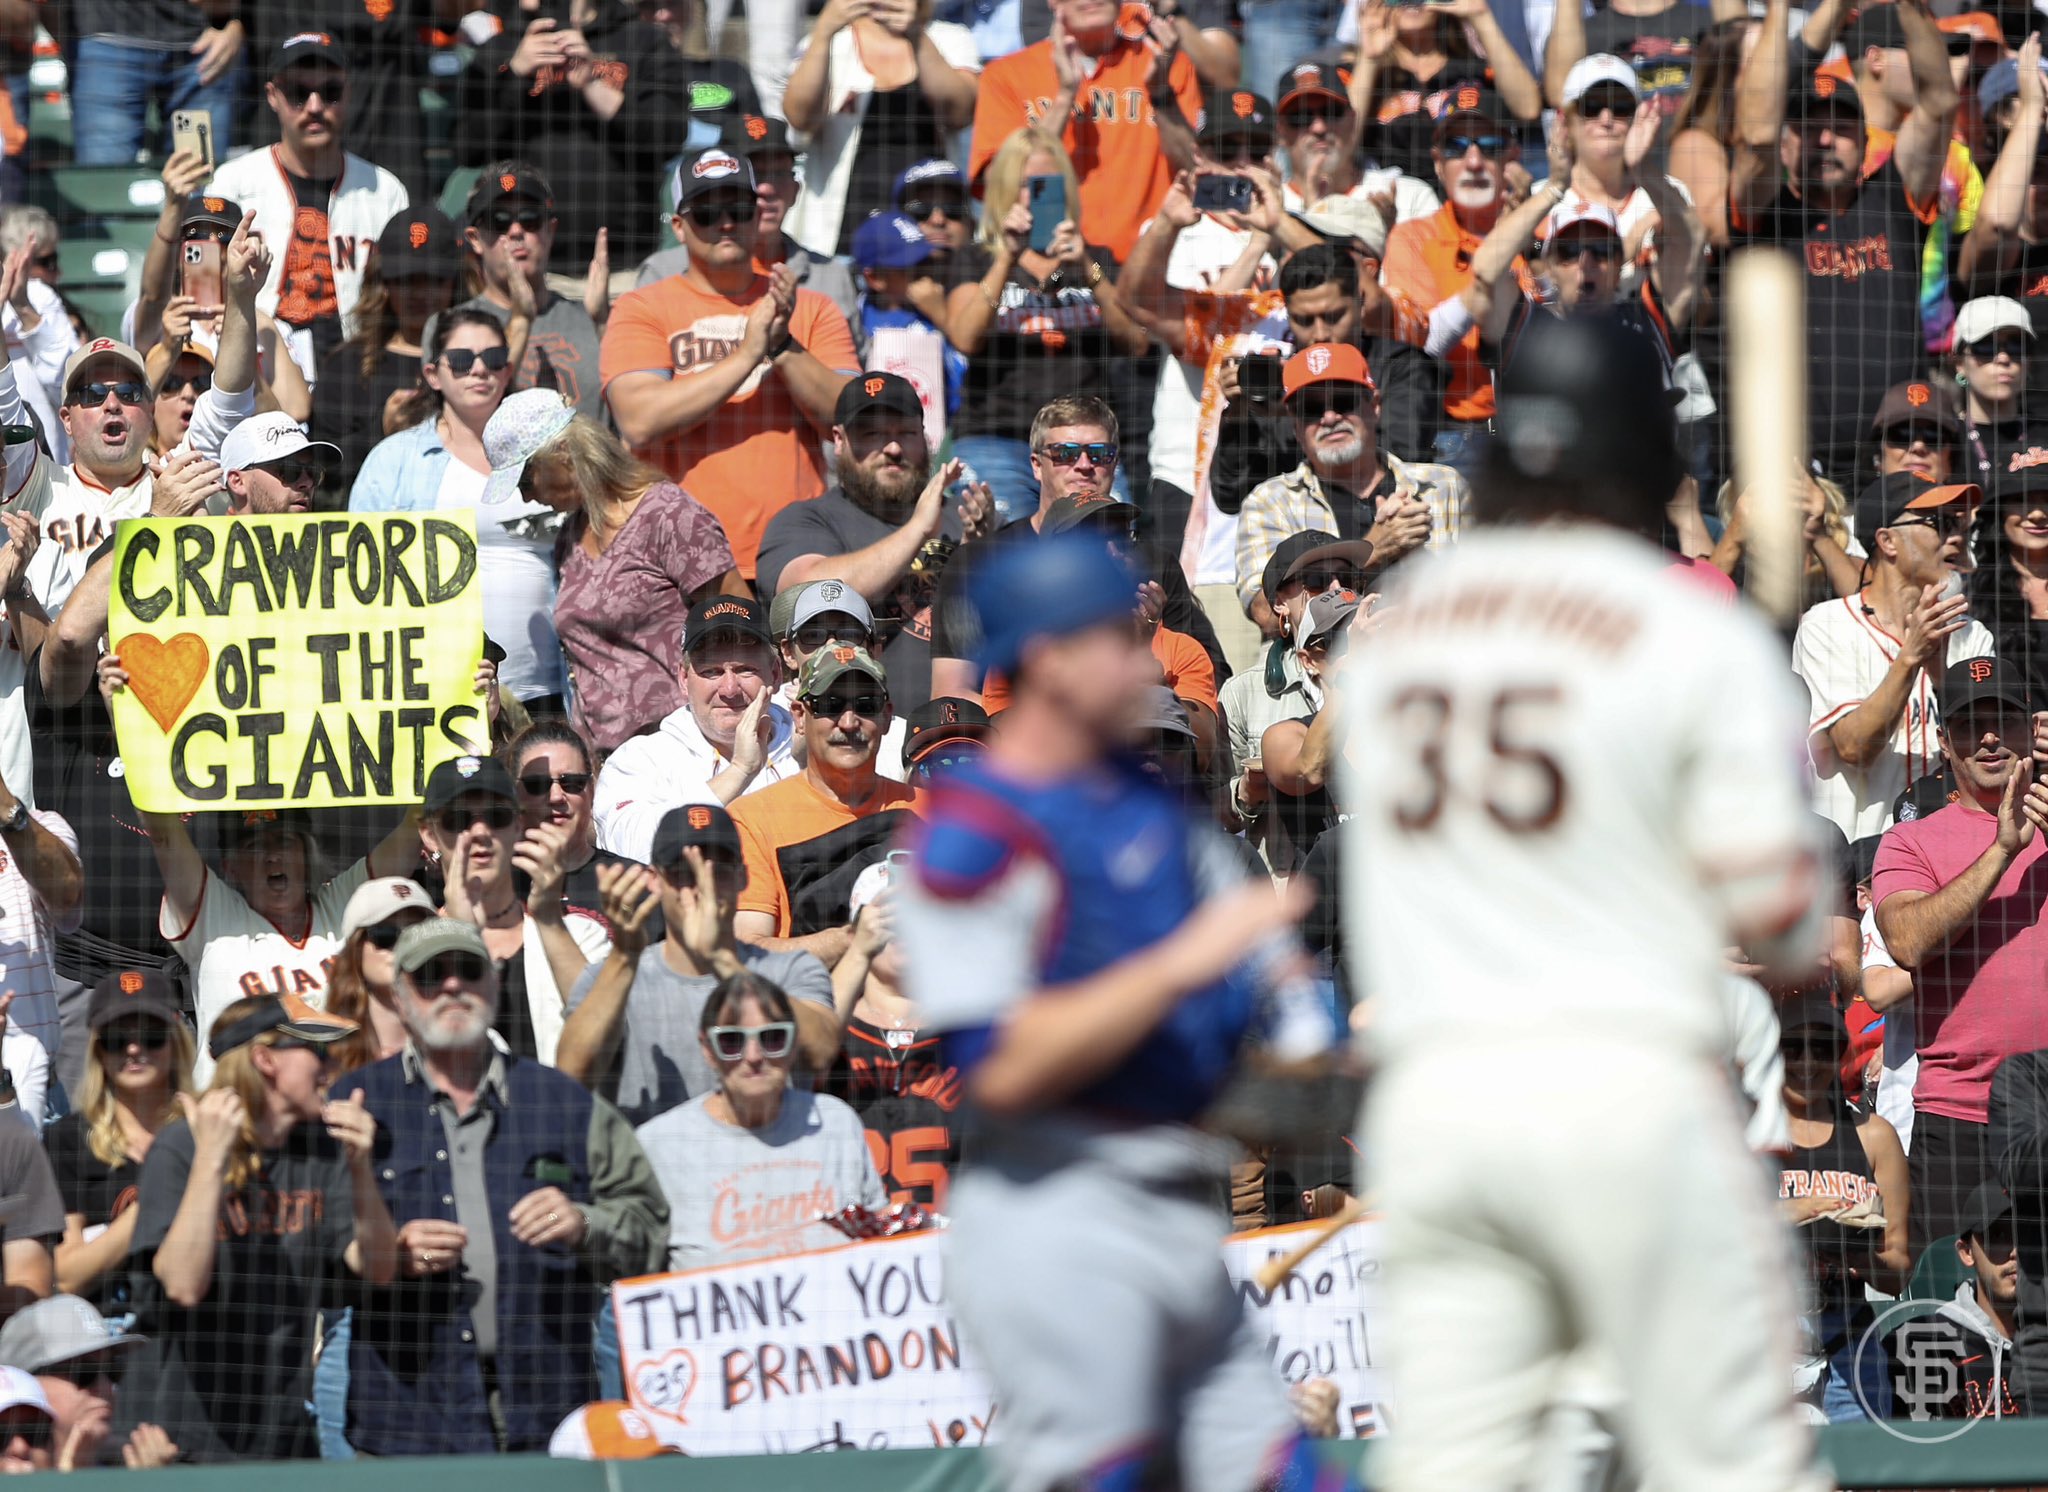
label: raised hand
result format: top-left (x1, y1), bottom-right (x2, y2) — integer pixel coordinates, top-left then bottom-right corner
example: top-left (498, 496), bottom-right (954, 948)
top-left (1159, 170), bottom-right (1201, 230)
top-left (728, 687), bottom-right (774, 781)
top-left (596, 861), bottom-right (661, 958)
top-left (178, 1088), bottom-right (248, 1170)
top-left (0, 512), bottom-right (41, 601)
top-left (1622, 101), bottom-right (1660, 177)
top-left (224, 210), bottom-right (270, 304)
top-left (1900, 581), bottom-right (1968, 670)
top-left (161, 148), bottom-right (211, 200)
top-left (584, 228), bottom-right (611, 322)
top-left (321, 1088), bottom-right (378, 1168)
top-left (512, 820), bottom-right (571, 913)
top-left (1998, 758), bottom-right (2039, 856)
top-left (151, 448), bottom-right (220, 518)
top-left (121, 1425), bottom-right (179, 1471)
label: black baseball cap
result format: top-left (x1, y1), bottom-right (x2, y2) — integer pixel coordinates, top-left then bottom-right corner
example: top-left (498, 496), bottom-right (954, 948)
top-left (684, 595), bottom-right (774, 653)
top-left (376, 208), bottom-right (462, 281)
top-left (1852, 471), bottom-right (1981, 539)
top-left (269, 30), bottom-right (348, 77)
top-left (208, 992), bottom-right (357, 1060)
top-left (1962, 1177), bottom-right (2014, 1239)
top-left (423, 753), bottom-right (519, 813)
top-left (721, 113), bottom-right (794, 158)
top-left (1841, 3), bottom-right (1908, 63)
top-left (1939, 655), bottom-right (2032, 722)
top-left (834, 372), bottom-right (924, 427)
top-left (180, 193), bottom-right (243, 236)
top-left (1870, 379), bottom-right (1963, 440)
top-left (465, 161), bottom-right (557, 224)
top-left (903, 697), bottom-right (991, 767)
top-left (1261, 530), bottom-right (1370, 604)
top-left (1777, 990), bottom-right (1847, 1044)
top-left (1275, 62), bottom-right (1349, 112)
top-left (649, 802), bottom-right (744, 866)
top-left (86, 969), bottom-right (183, 1032)
top-left (1200, 88), bottom-right (1275, 143)
top-left (208, 806), bottom-right (316, 856)
top-left (1992, 455), bottom-right (2048, 509)
top-left (1786, 72), bottom-right (1864, 123)
top-left (1433, 81), bottom-right (1509, 140)
top-left (1042, 494), bottom-right (1140, 537)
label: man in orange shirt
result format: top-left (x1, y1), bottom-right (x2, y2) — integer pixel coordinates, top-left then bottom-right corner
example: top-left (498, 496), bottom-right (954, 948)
top-left (1380, 84), bottom-right (1520, 467)
top-left (733, 645), bottom-right (921, 971)
top-left (968, 0), bottom-right (1202, 262)
top-left (600, 146), bottom-right (860, 578)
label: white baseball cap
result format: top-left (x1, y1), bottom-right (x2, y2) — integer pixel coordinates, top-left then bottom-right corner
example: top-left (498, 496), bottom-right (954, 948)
top-left (548, 1402), bottom-right (682, 1459)
top-left (0, 1366), bottom-right (50, 1419)
top-left (340, 877), bottom-right (434, 941)
top-left (219, 411), bottom-right (343, 475)
top-left (1953, 296), bottom-right (2034, 346)
top-left (1544, 199), bottom-right (1622, 243)
top-left (1562, 53), bottom-right (1639, 107)
top-left (788, 579), bottom-right (877, 639)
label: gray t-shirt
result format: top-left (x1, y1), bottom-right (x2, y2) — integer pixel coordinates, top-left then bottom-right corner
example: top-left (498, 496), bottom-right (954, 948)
top-left (564, 942), bottom-right (833, 1126)
top-left (424, 290), bottom-right (604, 419)
top-left (635, 1088), bottom-right (885, 1268)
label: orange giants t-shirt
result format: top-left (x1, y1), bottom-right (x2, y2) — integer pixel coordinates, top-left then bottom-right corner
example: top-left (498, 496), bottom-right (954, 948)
top-left (599, 274), bottom-right (860, 577)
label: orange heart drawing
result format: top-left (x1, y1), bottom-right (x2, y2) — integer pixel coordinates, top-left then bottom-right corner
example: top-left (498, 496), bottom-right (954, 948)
top-left (116, 633), bottom-right (210, 733)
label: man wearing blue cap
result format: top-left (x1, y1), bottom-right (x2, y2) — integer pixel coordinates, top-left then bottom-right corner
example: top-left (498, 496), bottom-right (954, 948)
top-left (895, 531), bottom-right (1343, 1492)
top-left (892, 159), bottom-right (976, 259)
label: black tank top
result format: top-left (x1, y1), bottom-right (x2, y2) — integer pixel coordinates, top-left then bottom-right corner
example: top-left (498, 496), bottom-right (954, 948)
top-left (1781, 1088), bottom-right (1882, 1324)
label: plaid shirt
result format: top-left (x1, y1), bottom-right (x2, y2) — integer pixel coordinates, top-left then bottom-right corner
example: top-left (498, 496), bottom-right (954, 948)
top-left (1234, 455), bottom-right (1471, 610)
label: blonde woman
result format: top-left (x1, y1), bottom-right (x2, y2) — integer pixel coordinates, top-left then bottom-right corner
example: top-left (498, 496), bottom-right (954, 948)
top-left (118, 996), bottom-right (397, 1463)
top-left (46, 971), bottom-right (197, 1307)
top-left (946, 127), bottom-right (1150, 524)
top-left (783, 0), bottom-right (979, 254)
top-left (483, 390), bottom-right (747, 752)
top-left (1710, 469), bottom-right (1860, 607)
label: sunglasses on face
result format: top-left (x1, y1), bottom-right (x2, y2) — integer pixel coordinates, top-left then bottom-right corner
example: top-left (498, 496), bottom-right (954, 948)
top-left (909, 744), bottom-right (986, 782)
top-left (100, 1020), bottom-right (170, 1052)
top-left (415, 952), bottom-right (490, 986)
top-left (1293, 390), bottom-right (1367, 420)
top-left (1282, 100), bottom-right (1347, 127)
top-left (158, 370), bottom-right (212, 398)
top-left (1963, 334), bottom-right (2028, 361)
top-left (1295, 563), bottom-right (1366, 592)
top-left (277, 77), bottom-right (344, 108)
top-left (1441, 134), bottom-right (1506, 157)
top-left (517, 770), bottom-right (592, 797)
top-left (1039, 441), bottom-right (1118, 467)
top-left (1882, 425), bottom-right (1951, 450)
top-left (440, 346), bottom-right (510, 376)
top-left (0, 1413), bottom-right (51, 1450)
top-left (1205, 142), bottom-right (1267, 165)
top-left (360, 918), bottom-right (420, 951)
top-left (685, 196), bottom-right (757, 228)
top-left (1889, 509), bottom-right (1973, 537)
top-left (437, 802), bottom-right (518, 834)
top-left (708, 1021), bottom-right (796, 1061)
top-left (794, 622), bottom-right (873, 652)
top-left (484, 207), bottom-right (549, 235)
top-left (68, 380), bottom-right (148, 408)
top-left (806, 691), bottom-right (887, 717)
top-left (1576, 82), bottom-right (1636, 117)
top-left (255, 457), bottom-right (323, 486)
top-left (660, 850), bottom-right (740, 885)
top-left (903, 195), bottom-right (967, 221)
top-left (28, 250), bottom-right (56, 270)
top-left (1549, 233), bottom-right (1621, 264)
top-left (1780, 1036), bottom-right (1838, 1061)
top-left (45, 1357), bottom-right (117, 1389)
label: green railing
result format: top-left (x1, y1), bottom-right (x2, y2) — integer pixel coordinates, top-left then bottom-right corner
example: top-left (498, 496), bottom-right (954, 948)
top-left (42, 1424), bottom-right (2048, 1489)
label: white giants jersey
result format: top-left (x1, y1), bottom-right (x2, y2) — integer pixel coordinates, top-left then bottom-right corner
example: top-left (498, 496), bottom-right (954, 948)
top-left (1344, 526), bottom-right (1819, 1063)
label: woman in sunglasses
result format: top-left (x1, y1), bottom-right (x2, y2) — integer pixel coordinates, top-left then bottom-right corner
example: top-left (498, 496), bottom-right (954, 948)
top-left (120, 994), bottom-right (397, 1462)
top-left (636, 971), bottom-right (884, 1267)
top-left (353, 308), bottom-right (568, 718)
top-left (145, 344), bottom-right (216, 458)
top-left (45, 970), bottom-right (197, 1309)
top-left (1951, 296), bottom-right (2038, 484)
top-left (323, 879), bottom-right (438, 1076)
top-left (1775, 992), bottom-right (1908, 1422)
top-left (504, 720), bottom-right (603, 906)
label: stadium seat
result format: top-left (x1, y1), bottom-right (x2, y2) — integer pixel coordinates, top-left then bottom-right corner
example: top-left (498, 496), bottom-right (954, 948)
top-left (1905, 1234), bottom-right (1969, 1302)
top-left (24, 165), bottom-right (165, 221)
top-left (438, 164), bottom-right (479, 224)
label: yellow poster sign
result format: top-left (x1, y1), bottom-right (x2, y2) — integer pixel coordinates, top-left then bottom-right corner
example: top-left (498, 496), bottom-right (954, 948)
top-left (108, 513), bottom-right (487, 813)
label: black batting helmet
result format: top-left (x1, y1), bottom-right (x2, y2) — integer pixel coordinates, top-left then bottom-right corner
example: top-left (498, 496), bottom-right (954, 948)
top-left (1478, 312), bottom-right (1684, 536)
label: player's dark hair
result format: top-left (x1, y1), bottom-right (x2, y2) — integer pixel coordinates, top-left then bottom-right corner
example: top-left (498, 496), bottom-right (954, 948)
top-left (501, 718), bottom-right (594, 778)
top-left (1279, 243), bottom-right (1358, 302)
top-left (699, 971), bottom-right (796, 1034)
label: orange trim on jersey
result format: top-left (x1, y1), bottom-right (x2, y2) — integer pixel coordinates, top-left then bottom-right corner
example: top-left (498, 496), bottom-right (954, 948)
top-left (161, 867), bottom-right (208, 945)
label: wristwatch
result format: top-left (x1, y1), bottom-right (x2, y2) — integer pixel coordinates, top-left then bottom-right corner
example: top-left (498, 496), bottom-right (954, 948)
top-left (0, 801), bottom-right (28, 834)
top-left (766, 330), bottom-right (799, 361)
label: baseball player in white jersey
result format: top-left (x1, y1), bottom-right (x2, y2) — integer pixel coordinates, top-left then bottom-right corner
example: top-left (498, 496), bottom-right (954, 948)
top-left (1343, 315), bottom-right (1831, 1492)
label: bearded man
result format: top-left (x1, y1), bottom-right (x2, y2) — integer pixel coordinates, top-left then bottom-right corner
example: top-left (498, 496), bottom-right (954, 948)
top-left (755, 372), bottom-right (995, 712)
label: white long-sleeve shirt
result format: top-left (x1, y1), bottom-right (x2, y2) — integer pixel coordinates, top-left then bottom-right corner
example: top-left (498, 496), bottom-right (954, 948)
top-left (594, 702), bottom-right (800, 864)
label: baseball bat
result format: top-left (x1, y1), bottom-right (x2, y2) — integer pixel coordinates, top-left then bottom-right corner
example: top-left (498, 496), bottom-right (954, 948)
top-left (1253, 1195), bottom-right (1372, 1293)
top-left (1726, 248), bottom-right (1807, 627)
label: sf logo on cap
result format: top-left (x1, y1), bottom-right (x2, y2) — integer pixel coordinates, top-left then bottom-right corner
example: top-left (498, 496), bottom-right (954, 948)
top-left (500, 173), bottom-right (518, 193)
top-left (1232, 92), bottom-right (1256, 117)
top-left (1307, 347), bottom-right (1332, 375)
top-left (819, 581), bottom-right (845, 603)
top-left (119, 971), bottom-right (145, 994)
top-left (1456, 85), bottom-right (1480, 109)
top-left (1970, 658), bottom-right (1996, 683)
top-left (409, 221), bottom-right (429, 248)
top-left (688, 806), bottom-right (714, 830)
top-left (1907, 384), bottom-right (1931, 407)
top-left (865, 376), bottom-right (886, 397)
top-left (832, 647), bottom-right (858, 663)
top-left (745, 116), bottom-right (769, 140)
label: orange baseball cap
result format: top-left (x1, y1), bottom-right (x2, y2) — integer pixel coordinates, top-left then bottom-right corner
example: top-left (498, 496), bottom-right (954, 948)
top-left (548, 1403), bottom-right (683, 1460)
top-left (1282, 342), bottom-right (1374, 400)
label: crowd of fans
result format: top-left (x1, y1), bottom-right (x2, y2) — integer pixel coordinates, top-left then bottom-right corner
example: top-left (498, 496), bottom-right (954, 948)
top-left (0, 0), bottom-right (2030, 1465)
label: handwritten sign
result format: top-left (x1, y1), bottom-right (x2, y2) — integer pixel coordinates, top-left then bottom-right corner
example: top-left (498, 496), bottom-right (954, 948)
top-left (108, 514), bottom-right (487, 813)
top-left (614, 1217), bottom-right (1389, 1455)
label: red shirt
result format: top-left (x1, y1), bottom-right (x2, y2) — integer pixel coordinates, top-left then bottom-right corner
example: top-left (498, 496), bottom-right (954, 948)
top-left (1872, 800), bottom-right (2048, 1123)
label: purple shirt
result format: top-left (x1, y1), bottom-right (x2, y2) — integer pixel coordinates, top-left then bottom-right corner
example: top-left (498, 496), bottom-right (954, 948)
top-left (554, 482), bottom-right (734, 750)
